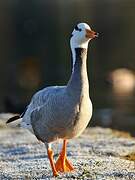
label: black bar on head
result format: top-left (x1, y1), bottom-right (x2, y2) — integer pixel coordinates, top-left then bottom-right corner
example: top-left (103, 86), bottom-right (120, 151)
top-left (75, 25), bottom-right (82, 32)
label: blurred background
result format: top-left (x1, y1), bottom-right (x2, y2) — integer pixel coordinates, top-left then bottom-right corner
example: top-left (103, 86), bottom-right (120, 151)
top-left (0, 0), bottom-right (135, 134)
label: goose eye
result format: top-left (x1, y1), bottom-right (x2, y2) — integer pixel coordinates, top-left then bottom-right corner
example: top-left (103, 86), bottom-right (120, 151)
top-left (75, 25), bottom-right (82, 32)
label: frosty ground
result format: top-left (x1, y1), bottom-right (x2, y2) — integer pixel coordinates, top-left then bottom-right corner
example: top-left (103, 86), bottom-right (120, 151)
top-left (0, 117), bottom-right (135, 179)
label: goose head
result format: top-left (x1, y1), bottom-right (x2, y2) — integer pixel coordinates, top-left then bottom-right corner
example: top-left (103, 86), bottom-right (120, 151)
top-left (70, 23), bottom-right (98, 49)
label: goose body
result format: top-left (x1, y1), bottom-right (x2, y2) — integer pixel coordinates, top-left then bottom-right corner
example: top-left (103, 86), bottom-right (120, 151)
top-left (7, 22), bottom-right (98, 176)
top-left (22, 48), bottom-right (92, 143)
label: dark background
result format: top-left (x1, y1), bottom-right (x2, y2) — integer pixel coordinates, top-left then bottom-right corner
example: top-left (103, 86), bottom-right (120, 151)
top-left (0, 0), bottom-right (135, 134)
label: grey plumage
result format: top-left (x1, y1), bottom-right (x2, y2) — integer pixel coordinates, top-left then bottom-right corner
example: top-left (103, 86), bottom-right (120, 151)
top-left (7, 48), bottom-right (92, 142)
top-left (20, 48), bottom-right (92, 143)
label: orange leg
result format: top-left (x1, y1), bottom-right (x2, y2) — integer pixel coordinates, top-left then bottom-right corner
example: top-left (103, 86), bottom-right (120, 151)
top-left (55, 139), bottom-right (74, 172)
top-left (47, 147), bottom-right (58, 177)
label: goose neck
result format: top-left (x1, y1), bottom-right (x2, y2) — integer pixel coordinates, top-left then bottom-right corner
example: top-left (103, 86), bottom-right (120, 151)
top-left (67, 47), bottom-right (89, 93)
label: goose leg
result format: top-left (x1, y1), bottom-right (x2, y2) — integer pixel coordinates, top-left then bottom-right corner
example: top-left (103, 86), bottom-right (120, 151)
top-left (55, 139), bottom-right (74, 172)
top-left (45, 143), bottom-right (58, 177)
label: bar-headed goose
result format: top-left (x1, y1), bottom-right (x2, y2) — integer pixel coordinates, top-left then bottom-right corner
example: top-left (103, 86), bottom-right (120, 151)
top-left (7, 22), bottom-right (98, 176)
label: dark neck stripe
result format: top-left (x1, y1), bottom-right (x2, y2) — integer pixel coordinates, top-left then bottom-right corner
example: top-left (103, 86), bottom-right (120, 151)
top-left (74, 48), bottom-right (87, 65)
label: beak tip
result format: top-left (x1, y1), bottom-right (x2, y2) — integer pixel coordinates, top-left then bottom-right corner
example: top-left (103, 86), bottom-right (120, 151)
top-left (95, 32), bottom-right (99, 37)
top-left (85, 29), bottom-right (99, 39)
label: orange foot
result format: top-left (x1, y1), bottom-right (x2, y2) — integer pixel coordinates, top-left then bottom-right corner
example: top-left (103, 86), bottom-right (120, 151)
top-left (55, 154), bottom-right (74, 172)
top-left (47, 148), bottom-right (59, 177)
top-left (55, 140), bottom-right (74, 172)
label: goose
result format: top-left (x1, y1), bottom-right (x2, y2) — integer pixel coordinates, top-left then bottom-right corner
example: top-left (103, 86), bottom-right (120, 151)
top-left (6, 22), bottom-right (98, 177)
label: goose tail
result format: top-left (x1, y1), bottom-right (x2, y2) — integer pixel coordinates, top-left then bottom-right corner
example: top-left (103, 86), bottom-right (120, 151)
top-left (6, 106), bottom-right (27, 127)
top-left (6, 115), bottom-right (20, 123)
top-left (6, 115), bottom-right (22, 127)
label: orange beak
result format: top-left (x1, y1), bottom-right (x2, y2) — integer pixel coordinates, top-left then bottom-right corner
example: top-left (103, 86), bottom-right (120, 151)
top-left (85, 29), bottom-right (99, 39)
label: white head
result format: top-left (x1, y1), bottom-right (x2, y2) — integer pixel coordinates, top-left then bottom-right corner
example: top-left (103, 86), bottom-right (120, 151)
top-left (70, 22), bottom-right (98, 49)
top-left (70, 23), bottom-right (98, 71)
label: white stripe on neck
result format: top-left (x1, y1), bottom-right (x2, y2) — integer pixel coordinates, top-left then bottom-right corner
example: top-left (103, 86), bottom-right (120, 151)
top-left (71, 48), bottom-right (76, 72)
